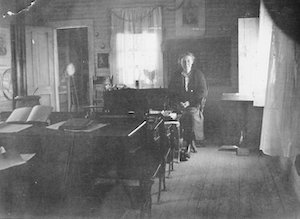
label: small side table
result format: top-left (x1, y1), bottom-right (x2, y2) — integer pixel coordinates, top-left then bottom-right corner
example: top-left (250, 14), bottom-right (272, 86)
top-left (221, 93), bottom-right (255, 149)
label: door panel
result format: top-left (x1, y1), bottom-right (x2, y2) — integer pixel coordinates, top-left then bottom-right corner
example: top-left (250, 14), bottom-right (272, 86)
top-left (26, 26), bottom-right (56, 110)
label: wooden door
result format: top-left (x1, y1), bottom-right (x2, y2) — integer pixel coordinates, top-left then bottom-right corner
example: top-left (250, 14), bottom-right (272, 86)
top-left (25, 26), bottom-right (57, 109)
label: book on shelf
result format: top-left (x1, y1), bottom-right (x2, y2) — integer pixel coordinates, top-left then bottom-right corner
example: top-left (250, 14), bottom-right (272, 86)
top-left (5, 105), bottom-right (53, 125)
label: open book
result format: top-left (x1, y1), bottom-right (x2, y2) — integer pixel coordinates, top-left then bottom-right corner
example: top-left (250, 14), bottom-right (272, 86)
top-left (5, 105), bottom-right (53, 125)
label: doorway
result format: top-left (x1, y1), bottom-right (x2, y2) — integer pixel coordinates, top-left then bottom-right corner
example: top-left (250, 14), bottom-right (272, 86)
top-left (57, 27), bottom-right (89, 112)
top-left (49, 19), bottom-right (95, 112)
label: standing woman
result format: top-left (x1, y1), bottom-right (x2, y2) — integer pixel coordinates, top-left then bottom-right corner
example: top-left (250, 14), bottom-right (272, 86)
top-left (169, 52), bottom-right (208, 154)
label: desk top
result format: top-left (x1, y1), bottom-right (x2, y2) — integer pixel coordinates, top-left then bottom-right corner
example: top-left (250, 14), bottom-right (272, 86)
top-left (0, 153), bottom-right (35, 171)
top-left (0, 123), bottom-right (33, 135)
top-left (46, 119), bottom-right (146, 137)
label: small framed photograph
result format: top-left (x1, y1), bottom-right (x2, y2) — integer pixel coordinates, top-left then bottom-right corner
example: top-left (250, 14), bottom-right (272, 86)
top-left (97, 53), bottom-right (109, 69)
top-left (175, 0), bottom-right (205, 37)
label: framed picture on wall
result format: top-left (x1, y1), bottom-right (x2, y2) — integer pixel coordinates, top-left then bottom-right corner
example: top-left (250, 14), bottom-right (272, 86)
top-left (97, 53), bottom-right (109, 69)
top-left (175, 0), bottom-right (205, 37)
top-left (0, 27), bottom-right (11, 67)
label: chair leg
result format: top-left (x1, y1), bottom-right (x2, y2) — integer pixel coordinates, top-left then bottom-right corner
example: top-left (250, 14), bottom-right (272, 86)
top-left (171, 150), bottom-right (174, 171)
top-left (140, 194), bottom-right (152, 219)
top-left (162, 162), bottom-right (166, 191)
top-left (162, 175), bottom-right (166, 191)
top-left (157, 176), bottom-right (161, 203)
top-left (186, 143), bottom-right (191, 155)
top-left (140, 180), bottom-right (153, 219)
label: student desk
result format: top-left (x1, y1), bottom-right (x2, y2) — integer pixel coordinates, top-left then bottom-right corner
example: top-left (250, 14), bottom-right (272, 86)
top-left (163, 115), bottom-right (181, 164)
top-left (0, 123), bottom-right (52, 213)
top-left (0, 123), bottom-right (44, 154)
top-left (40, 117), bottom-right (159, 217)
top-left (148, 111), bottom-right (182, 164)
top-left (0, 117), bottom-right (163, 217)
top-left (0, 145), bottom-right (36, 215)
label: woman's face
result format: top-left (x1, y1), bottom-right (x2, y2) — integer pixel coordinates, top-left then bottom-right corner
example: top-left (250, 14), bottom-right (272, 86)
top-left (180, 56), bottom-right (194, 73)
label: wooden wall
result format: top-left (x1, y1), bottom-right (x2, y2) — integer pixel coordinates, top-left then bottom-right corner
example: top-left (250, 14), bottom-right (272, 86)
top-left (27, 0), bottom-right (259, 92)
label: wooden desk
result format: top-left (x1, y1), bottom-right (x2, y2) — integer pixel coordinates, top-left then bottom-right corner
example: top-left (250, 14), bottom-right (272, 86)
top-left (0, 153), bottom-right (35, 171)
top-left (0, 117), bottom-right (164, 217)
top-left (0, 152), bottom-right (36, 214)
top-left (0, 124), bottom-right (43, 155)
top-left (148, 112), bottom-right (182, 164)
top-left (0, 123), bottom-right (55, 215)
top-left (40, 118), bottom-right (158, 217)
top-left (42, 119), bottom-right (147, 180)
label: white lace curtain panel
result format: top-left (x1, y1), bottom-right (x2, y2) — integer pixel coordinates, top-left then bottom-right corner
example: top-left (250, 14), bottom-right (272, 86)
top-left (110, 7), bottom-right (163, 88)
top-left (259, 2), bottom-right (300, 157)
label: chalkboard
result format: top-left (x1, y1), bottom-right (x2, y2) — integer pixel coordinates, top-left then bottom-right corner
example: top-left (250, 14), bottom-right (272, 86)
top-left (164, 37), bottom-right (231, 86)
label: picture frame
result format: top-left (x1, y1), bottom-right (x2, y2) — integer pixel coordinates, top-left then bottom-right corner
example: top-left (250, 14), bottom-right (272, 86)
top-left (0, 27), bottom-right (11, 67)
top-left (97, 53), bottom-right (109, 69)
top-left (175, 0), bottom-right (205, 37)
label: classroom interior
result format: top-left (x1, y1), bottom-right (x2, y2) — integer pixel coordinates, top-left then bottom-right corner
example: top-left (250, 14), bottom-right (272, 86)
top-left (0, 0), bottom-right (299, 218)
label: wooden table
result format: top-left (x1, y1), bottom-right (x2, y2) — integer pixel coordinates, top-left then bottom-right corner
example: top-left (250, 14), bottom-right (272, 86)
top-left (40, 117), bottom-right (159, 217)
top-left (0, 117), bottom-right (165, 217)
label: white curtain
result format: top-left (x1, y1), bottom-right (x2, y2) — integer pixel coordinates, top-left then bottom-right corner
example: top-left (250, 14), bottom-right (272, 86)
top-left (260, 17), bottom-right (300, 157)
top-left (110, 7), bottom-right (163, 88)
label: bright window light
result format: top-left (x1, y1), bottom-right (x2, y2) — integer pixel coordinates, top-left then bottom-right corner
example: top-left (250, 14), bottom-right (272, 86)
top-left (116, 32), bottom-right (159, 88)
top-left (238, 3), bottom-right (273, 107)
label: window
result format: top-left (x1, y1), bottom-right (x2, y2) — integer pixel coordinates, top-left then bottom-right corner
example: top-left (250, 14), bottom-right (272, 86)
top-left (116, 32), bottom-right (160, 88)
top-left (238, 14), bottom-right (272, 106)
top-left (110, 7), bottom-right (163, 88)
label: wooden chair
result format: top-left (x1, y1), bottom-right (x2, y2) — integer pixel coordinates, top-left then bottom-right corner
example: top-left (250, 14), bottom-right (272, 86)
top-left (145, 115), bottom-right (171, 203)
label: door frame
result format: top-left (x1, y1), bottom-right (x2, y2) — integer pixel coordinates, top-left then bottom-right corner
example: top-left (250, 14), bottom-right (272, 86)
top-left (48, 19), bottom-right (95, 111)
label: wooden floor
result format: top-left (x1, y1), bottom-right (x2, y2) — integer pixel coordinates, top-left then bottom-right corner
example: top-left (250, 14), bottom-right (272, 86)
top-left (149, 147), bottom-right (300, 219)
top-left (3, 146), bottom-right (300, 219)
